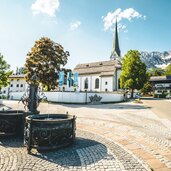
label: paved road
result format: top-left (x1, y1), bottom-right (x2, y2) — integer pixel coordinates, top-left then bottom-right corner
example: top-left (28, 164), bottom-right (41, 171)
top-left (1, 100), bottom-right (171, 171)
top-left (142, 99), bottom-right (171, 120)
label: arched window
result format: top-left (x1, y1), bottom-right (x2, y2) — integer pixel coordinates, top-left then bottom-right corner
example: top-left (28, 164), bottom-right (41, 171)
top-left (84, 78), bottom-right (88, 89)
top-left (95, 78), bottom-right (99, 89)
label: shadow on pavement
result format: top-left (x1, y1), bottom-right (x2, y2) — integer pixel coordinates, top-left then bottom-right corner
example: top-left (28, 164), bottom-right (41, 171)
top-left (32, 137), bottom-right (109, 167)
top-left (0, 135), bottom-right (109, 167)
top-left (141, 97), bottom-right (167, 100)
top-left (0, 135), bottom-right (24, 147)
top-left (57, 103), bottom-right (151, 110)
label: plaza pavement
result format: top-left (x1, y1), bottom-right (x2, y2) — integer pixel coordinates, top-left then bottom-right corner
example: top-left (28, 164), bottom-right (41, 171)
top-left (1, 100), bottom-right (171, 171)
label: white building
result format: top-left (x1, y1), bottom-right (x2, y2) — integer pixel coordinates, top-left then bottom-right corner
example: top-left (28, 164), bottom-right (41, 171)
top-left (0, 74), bottom-right (28, 99)
top-left (150, 76), bottom-right (171, 97)
top-left (74, 60), bottom-right (121, 92)
top-left (73, 20), bottom-right (122, 92)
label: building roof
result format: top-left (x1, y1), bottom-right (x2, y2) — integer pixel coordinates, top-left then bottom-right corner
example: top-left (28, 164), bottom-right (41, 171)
top-left (150, 76), bottom-right (171, 83)
top-left (100, 71), bottom-right (114, 77)
top-left (110, 19), bottom-right (121, 60)
top-left (9, 74), bottom-right (25, 78)
top-left (73, 60), bottom-right (121, 75)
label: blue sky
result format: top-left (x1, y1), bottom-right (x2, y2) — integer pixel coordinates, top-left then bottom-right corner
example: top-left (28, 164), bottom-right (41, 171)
top-left (0, 0), bottom-right (171, 71)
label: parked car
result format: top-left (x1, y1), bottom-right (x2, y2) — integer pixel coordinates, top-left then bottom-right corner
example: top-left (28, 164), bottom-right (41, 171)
top-left (134, 92), bottom-right (141, 99)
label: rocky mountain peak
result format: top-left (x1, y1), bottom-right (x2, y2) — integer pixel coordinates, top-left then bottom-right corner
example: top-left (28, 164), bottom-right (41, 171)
top-left (140, 51), bottom-right (171, 69)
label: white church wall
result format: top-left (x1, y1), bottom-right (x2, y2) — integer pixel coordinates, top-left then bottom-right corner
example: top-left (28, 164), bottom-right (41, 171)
top-left (44, 92), bottom-right (86, 103)
top-left (117, 69), bottom-right (122, 89)
top-left (9, 91), bottom-right (124, 103)
top-left (101, 77), bottom-right (113, 92)
top-left (78, 75), bottom-right (100, 92)
top-left (91, 75), bottom-right (101, 91)
top-left (78, 74), bottom-right (117, 92)
top-left (76, 69), bottom-right (122, 92)
top-left (87, 92), bottom-right (124, 102)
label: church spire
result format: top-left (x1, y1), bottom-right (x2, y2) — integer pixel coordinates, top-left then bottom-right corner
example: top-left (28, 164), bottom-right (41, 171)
top-left (110, 19), bottom-right (121, 60)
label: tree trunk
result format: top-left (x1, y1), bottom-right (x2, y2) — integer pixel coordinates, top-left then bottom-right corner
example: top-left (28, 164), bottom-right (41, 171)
top-left (47, 85), bottom-right (51, 91)
top-left (131, 89), bottom-right (134, 98)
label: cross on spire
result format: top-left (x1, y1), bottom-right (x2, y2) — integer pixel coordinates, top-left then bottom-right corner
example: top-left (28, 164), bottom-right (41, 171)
top-left (110, 19), bottom-right (121, 60)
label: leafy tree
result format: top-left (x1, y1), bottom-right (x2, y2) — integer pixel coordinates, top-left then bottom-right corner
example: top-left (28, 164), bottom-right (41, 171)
top-left (0, 53), bottom-right (12, 90)
top-left (18, 67), bottom-right (27, 74)
top-left (141, 81), bottom-right (153, 95)
top-left (25, 37), bottom-right (70, 91)
top-left (147, 67), bottom-right (165, 76)
top-left (120, 50), bottom-right (147, 98)
top-left (165, 64), bottom-right (171, 75)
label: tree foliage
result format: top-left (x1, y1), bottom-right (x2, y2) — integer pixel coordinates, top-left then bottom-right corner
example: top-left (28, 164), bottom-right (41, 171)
top-left (0, 53), bottom-right (12, 90)
top-left (165, 64), bottom-right (171, 75)
top-left (141, 81), bottom-right (153, 95)
top-left (17, 67), bottom-right (27, 74)
top-left (120, 50), bottom-right (147, 97)
top-left (147, 67), bottom-right (165, 76)
top-left (25, 37), bottom-right (70, 90)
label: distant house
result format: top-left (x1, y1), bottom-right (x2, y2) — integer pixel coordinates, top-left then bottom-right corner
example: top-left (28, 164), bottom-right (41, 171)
top-left (149, 75), bottom-right (171, 96)
top-left (73, 20), bottom-right (122, 92)
top-left (0, 74), bottom-right (28, 99)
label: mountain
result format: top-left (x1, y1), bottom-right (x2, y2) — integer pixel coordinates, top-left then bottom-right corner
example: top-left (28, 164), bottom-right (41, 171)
top-left (140, 51), bottom-right (171, 69)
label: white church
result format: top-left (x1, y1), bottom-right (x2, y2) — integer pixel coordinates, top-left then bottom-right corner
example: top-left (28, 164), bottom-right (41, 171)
top-left (73, 20), bottom-right (122, 92)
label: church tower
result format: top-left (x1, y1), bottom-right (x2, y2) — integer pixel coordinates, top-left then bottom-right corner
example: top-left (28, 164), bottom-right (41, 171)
top-left (110, 19), bottom-right (121, 60)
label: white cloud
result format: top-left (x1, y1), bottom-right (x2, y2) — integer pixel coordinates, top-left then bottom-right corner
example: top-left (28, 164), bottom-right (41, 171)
top-left (70, 21), bottom-right (81, 31)
top-left (118, 23), bottom-right (127, 31)
top-left (102, 8), bottom-right (146, 31)
top-left (31, 0), bottom-right (60, 16)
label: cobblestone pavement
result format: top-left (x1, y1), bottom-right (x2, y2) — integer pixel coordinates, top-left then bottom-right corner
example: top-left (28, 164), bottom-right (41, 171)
top-left (0, 130), bottom-right (150, 171)
top-left (1, 100), bottom-right (171, 171)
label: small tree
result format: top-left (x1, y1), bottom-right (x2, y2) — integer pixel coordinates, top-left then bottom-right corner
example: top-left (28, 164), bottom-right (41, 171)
top-left (0, 53), bottom-right (12, 90)
top-left (120, 50), bottom-right (147, 98)
top-left (25, 37), bottom-right (70, 91)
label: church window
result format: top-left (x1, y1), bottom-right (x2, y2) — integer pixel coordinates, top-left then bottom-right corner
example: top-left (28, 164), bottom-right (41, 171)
top-left (105, 88), bottom-right (108, 92)
top-left (105, 81), bottom-right (108, 85)
top-left (95, 78), bottom-right (99, 89)
top-left (84, 78), bottom-right (88, 89)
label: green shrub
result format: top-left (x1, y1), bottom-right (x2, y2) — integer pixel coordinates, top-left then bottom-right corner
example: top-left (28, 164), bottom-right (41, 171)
top-left (154, 92), bottom-right (168, 98)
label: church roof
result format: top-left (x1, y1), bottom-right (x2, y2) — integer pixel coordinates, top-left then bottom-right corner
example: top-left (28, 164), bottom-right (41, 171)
top-left (73, 60), bottom-right (121, 75)
top-left (110, 19), bottom-right (121, 60)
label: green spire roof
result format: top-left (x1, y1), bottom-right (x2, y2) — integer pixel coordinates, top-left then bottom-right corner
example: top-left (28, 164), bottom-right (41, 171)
top-left (110, 19), bottom-right (121, 60)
